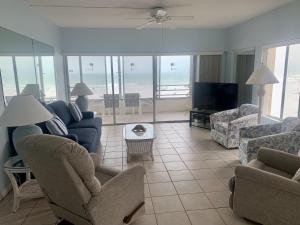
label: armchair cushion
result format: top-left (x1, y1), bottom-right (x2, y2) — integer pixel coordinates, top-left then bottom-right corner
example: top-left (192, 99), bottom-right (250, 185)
top-left (214, 122), bottom-right (228, 135)
top-left (210, 108), bottom-right (239, 129)
top-left (248, 159), bottom-right (293, 179)
top-left (238, 104), bottom-right (258, 117)
top-left (240, 123), bottom-right (282, 139)
top-left (281, 117), bottom-right (300, 132)
top-left (293, 169), bottom-right (300, 182)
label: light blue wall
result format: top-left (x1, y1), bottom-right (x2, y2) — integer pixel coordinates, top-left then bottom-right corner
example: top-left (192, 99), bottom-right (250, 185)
top-left (226, 0), bottom-right (300, 79)
top-left (0, 0), bottom-right (64, 198)
top-left (61, 28), bottom-right (227, 54)
top-left (225, 0), bottom-right (300, 105)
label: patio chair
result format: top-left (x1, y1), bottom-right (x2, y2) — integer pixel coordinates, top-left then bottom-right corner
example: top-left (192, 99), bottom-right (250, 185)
top-left (103, 94), bottom-right (120, 115)
top-left (124, 93), bottom-right (141, 115)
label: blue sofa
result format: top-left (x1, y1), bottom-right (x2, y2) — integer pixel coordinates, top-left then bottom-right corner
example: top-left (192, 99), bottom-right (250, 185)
top-left (39, 101), bottom-right (102, 153)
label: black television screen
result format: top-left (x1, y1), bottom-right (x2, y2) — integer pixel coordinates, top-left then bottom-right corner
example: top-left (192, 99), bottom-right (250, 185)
top-left (192, 82), bottom-right (238, 111)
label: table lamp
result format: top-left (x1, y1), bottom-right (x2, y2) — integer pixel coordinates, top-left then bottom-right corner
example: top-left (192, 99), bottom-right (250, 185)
top-left (246, 63), bottom-right (279, 124)
top-left (70, 82), bottom-right (93, 112)
top-left (21, 84), bottom-right (41, 100)
top-left (0, 95), bottom-right (53, 155)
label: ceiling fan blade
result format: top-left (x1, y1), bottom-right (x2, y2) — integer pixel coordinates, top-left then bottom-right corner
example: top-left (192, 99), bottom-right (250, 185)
top-left (125, 18), bottom-right (150, 20)
top-left (136, 20), bottom-right (155, 30)
top-left (29, 4), bottom-right (151, 9)
top-left (169, 16), bottom-right (194, 20)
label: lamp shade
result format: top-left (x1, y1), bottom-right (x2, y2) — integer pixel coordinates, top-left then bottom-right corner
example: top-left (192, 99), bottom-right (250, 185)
top-left (0, 95), bottom-right (53, 127)
top-left (246, 63), bottom-right (279, 85)
top-left (70, 82), bottom-right (93, 96)
top-left (21, 84), bottom-right (41, 99)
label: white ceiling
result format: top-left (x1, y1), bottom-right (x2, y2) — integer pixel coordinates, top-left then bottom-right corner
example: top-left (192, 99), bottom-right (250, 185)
top-left (26, 0), bottom-right (293, 28)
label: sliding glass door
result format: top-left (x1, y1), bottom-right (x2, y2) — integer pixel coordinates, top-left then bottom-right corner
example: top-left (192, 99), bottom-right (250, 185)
top-left (66, 54), bottom-right (194, 125)
top-left (156, 55), bottom-right (192, 122)
top-left (264, 43), bottom-right (300, 119)
top-left (116, 56), bottom-right (154, 123)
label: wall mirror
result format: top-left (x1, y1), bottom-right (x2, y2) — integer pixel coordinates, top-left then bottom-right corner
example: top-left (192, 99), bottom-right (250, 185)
top-left (0, 27), bottom-right (56, 106)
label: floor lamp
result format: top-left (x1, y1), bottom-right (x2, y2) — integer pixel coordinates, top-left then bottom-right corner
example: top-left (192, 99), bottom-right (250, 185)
top-left (246, 63), bottom-right (279, 124)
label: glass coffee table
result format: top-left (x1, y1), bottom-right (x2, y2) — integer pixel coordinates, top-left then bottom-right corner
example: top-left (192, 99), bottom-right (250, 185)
top-left (123, 123), bottom-right (155, 162)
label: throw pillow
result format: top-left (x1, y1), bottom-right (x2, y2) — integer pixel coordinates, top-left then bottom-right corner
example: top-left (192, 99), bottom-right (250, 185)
top-left (293, 168), bottom-right (300, 182)
top-left (46, 115), bottom-right (68, 135)
top-left (69, 103), bottom-right (83, 122)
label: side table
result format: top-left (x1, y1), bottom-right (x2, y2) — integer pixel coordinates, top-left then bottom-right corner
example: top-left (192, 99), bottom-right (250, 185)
top-left (4, 156), bottom-right (44, 212)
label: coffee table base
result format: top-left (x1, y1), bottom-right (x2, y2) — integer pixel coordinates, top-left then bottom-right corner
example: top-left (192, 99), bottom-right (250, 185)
top-left (125, 139), bottom-right (154, 162)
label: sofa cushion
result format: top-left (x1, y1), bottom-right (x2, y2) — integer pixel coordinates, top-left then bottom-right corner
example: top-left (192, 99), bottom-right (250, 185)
top-left (46, 116), bottom-right (68, 135)
top-left (69, 103), bottom-right (83, 122)
top-left (47, 101), bottom-right (74, 125)
top-left (68, 128), bottom-right (97, 147)
top-left (281, 117), bottom-right (300, 133)
top-left (239, 104), bottom-right (258, 117)
top-left (67, 117), bottom-right (102, 134)
top-left (214, 122), bottom-right (228, 135)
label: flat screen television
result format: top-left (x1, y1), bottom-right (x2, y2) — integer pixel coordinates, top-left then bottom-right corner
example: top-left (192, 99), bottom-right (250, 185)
top-left (192, 82), bottom-right (238, 111)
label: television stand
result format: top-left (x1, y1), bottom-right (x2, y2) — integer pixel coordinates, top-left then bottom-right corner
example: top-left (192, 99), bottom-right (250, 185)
top-left (189, 109), bottom-right (217, 129)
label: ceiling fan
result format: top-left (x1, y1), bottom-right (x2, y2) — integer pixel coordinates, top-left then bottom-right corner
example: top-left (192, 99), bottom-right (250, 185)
top-left (126, 8), bottom-right (194, 30)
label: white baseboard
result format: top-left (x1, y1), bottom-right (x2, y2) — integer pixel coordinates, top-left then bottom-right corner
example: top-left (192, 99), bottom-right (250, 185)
top-left (0, 184), bottom-right (12, 201)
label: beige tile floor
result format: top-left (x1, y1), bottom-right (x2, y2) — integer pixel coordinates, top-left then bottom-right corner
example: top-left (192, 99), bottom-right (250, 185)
top-left (0, 123), bottom-right (258, 225)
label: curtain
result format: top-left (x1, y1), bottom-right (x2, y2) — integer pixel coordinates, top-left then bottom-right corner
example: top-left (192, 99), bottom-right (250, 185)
top-left (236, 55), bottom-right (255, 106)
top-left (196, 55), bottom-right (222, 82)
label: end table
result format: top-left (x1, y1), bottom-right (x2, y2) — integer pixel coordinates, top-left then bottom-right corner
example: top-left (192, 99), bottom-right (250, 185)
top-left (4, 156), bottom-right (44, 213)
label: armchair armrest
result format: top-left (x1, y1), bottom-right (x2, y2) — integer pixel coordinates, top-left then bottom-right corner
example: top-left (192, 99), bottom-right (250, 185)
top-left (57, 134), bottom-right (78, 142)
top-left (228, 113), bottom-right (258, 131)
top-left (87, 166), bottom-right (145, 225)
top-left (257, 147), bottom-right (300, 175)
top-left (82, 111), bottom-right (94, 119)
top-left (235, 165), bottom-right (300, 196)
top-left (240, 122), bottom-right (281, 138)
top-left (210, 108), bottom-right (239, 128)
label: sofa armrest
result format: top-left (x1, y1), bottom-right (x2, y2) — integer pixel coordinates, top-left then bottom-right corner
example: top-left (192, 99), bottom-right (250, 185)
top-left (239, 123), bottom-right (281, 138)
top-left (210, 108), bottom-right (239, 128)
top-left (229, 114), bottom-right (258, 131)
top-left (257, 147), bottom-right (300, 175)
top-left (235, 165), bottom-right (300, 196)
top-left (82, 111), bottom-right (94, 119)
top-left (87, 166), bottom-right (145, 225)
top-left (56, 134), bottom-right (78, 142)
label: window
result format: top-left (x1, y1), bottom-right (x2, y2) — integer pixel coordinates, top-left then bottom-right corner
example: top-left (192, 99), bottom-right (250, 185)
top-left (40, 56), bottom-right (57, 101)
top-left (67, 56), bottom-right (81, 89)
top-left (81, 56), bottom-right (107, 99)
top-left (0, 57), bottom-right (17, 101)
top-left (284, 44), bottom-right (300, 117)
top-left (123, 56), bottom-right (153, 98)
top-left (0, 55), bottom-right (57, 104)
top-left (158, 55), bottom-right (191, 98)
top-left (15, 56), bottom-right (37, 92)
top-left (264, 43), bottom-right (300, 119)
